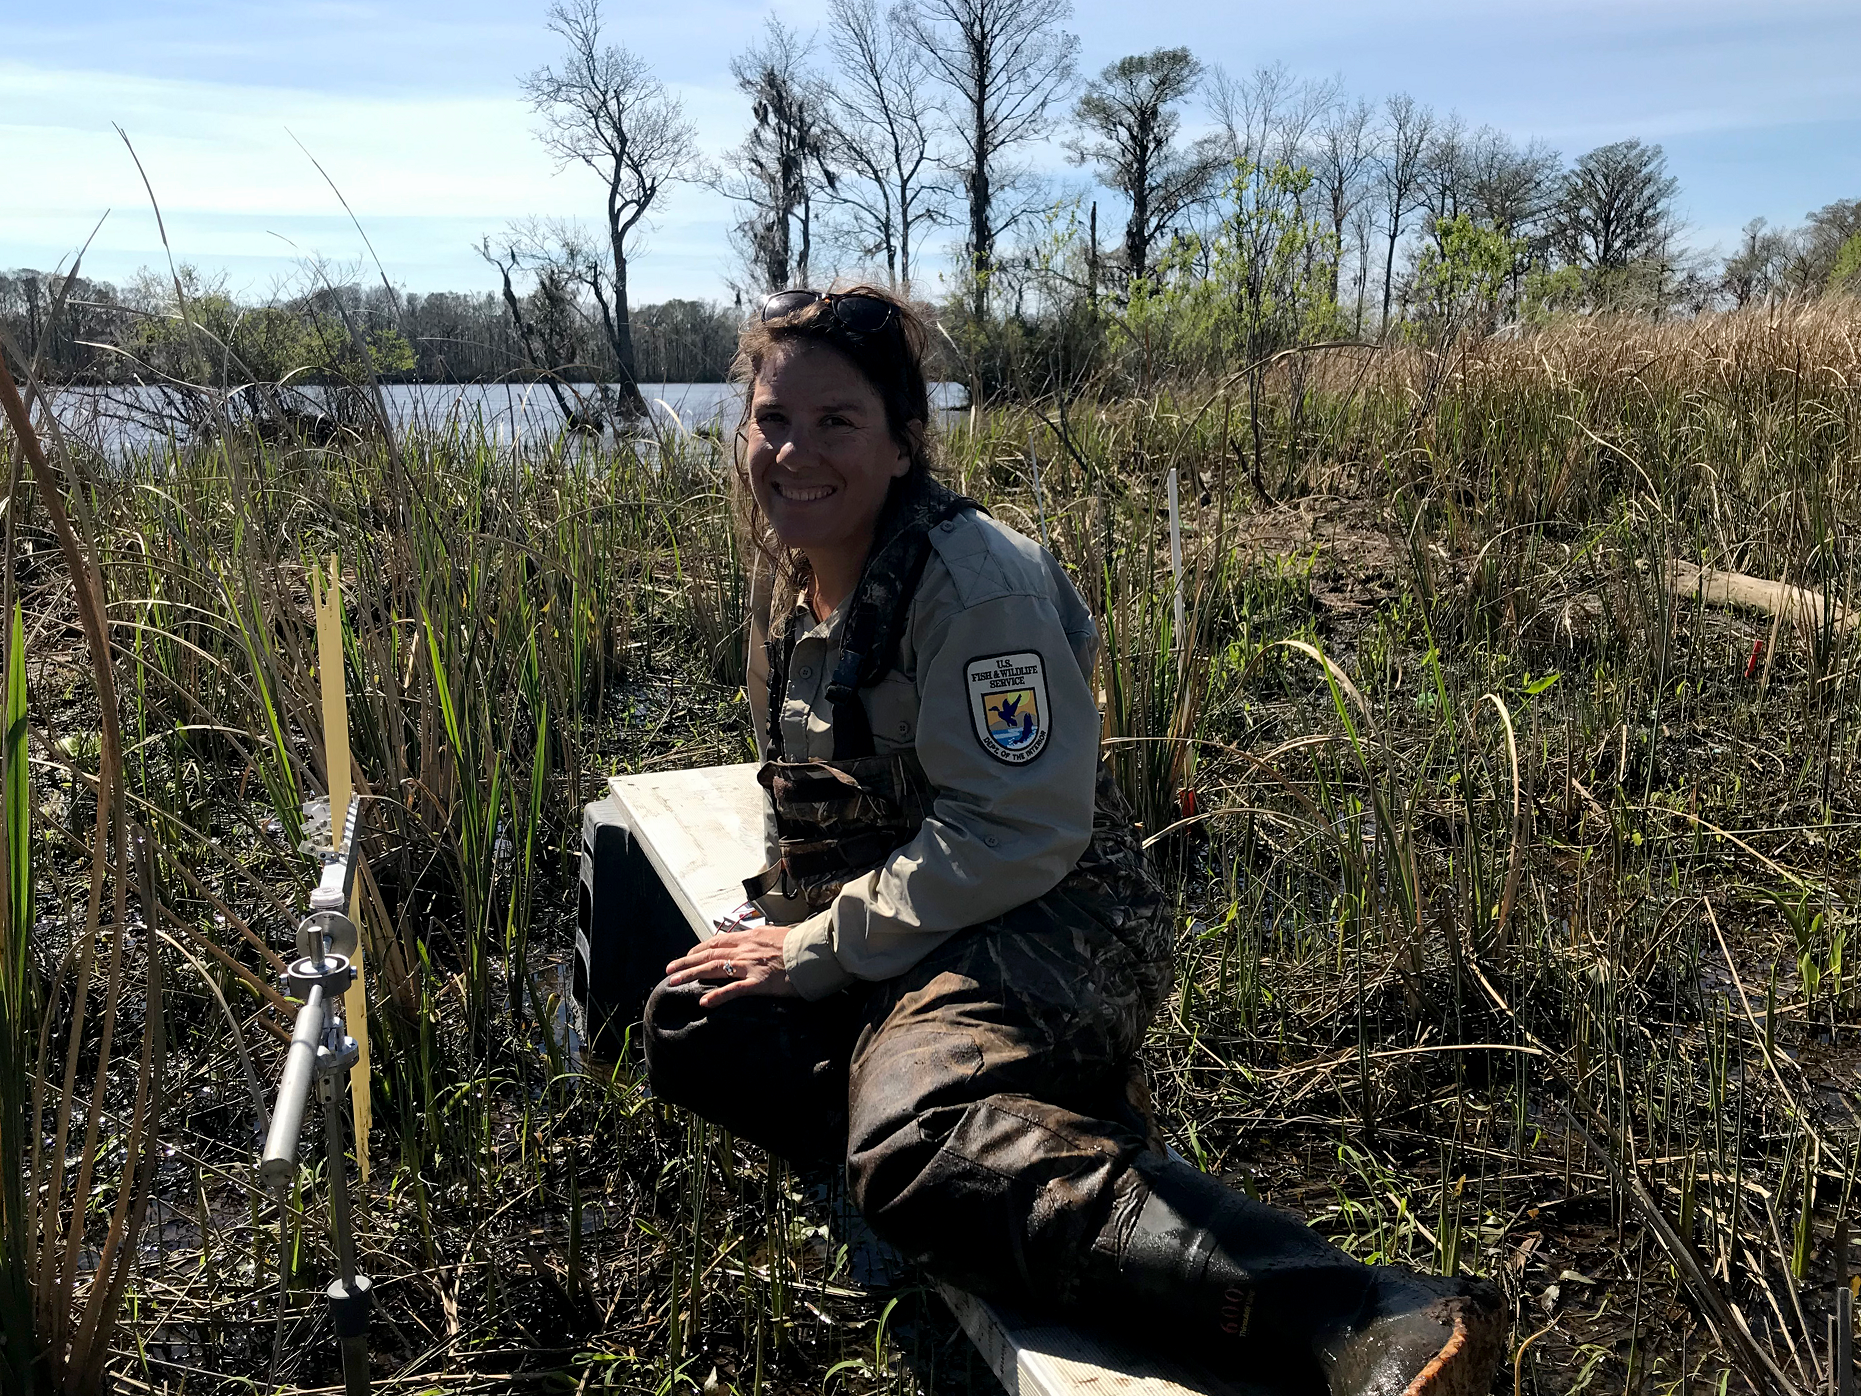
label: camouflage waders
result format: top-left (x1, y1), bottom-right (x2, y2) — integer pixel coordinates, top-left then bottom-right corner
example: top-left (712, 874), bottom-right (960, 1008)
top-left (645, 474), bottom-right (1389, 1388)
top-left (647, 760), bottom-right (1202, 1302)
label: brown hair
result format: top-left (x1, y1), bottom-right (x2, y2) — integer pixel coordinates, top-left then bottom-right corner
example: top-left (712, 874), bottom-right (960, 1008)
top-left (730, 285), bottom-right (937, 591)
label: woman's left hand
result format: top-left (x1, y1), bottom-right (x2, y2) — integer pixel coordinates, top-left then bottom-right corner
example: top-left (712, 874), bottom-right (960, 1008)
top-left (664, 924), bottom-right (799, 1007)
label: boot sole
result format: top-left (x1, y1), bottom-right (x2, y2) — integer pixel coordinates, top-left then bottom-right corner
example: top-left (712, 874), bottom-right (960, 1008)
top-left (1401, 1302), bottom-right (1507, 1396)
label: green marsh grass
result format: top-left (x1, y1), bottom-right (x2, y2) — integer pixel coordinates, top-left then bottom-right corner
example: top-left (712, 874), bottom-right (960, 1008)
top-left (4, 299), bottom-right (1861, 1393)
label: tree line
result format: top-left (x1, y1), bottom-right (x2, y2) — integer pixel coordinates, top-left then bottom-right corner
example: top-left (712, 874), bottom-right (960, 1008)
top-left (691, 6), bottom-right (1861, 326)
top-left (8, 0), bottom-right (1859, 408)
top-left (0, 263), bottom-right (741, 389)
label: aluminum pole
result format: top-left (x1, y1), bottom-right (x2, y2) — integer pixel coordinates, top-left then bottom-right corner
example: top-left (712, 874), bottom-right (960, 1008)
top-left (258, 982), bottom-right (326, 1188)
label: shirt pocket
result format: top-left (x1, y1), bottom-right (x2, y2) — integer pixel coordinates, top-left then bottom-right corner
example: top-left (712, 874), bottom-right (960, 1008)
top-left (863, 671), bottom-right (920, 753)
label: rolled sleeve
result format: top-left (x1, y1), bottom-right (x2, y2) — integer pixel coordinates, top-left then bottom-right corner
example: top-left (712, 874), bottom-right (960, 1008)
top-left (782, 911), bottom-right (855, 1000)
top-left (824, 591), bottom-right (1098, 982)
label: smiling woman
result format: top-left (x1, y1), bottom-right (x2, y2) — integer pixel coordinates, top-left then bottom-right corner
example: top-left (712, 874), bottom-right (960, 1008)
top-left (730, 288), bottom-right (934, 616)
top-left (742, 298), bottom-right (917, 614)
top-left (639, 284), bottom-right (1510, 1395)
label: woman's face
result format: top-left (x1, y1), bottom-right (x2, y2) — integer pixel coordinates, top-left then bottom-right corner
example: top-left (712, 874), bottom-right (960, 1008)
top-left (747, 343), bottom-right (914, 570)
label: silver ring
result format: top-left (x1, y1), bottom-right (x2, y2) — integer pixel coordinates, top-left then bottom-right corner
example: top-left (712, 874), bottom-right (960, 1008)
top-left (723, 960), bottom-right (737, 977)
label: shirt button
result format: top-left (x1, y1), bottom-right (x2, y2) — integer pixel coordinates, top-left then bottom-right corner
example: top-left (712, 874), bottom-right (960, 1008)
top-left (985, 834), bottom-right (999, 847)
top-left (798, 665), bottom-right (813, 678)
top-left (897, 721), bottom-right (910, 735)
top-left (940, 520), bottom-right (955, 532)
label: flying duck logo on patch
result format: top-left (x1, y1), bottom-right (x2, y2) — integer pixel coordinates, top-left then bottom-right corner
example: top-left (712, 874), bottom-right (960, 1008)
top-left (966, 651), bottom-right (1050, 764)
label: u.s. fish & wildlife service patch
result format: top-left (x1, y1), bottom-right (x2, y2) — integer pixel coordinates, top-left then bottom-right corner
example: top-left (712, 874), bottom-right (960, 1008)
top-left (965, 651), bottom-right (1049, 764)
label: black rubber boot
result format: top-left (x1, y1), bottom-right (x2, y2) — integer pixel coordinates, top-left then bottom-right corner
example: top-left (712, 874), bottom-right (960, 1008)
top-left (1078, 1153), bottom-right (1373, 1389)
top-left (1080, 1156), bottom-right (1508, 1395)
top-left (1314, 1266), bottom-right (1508, 1396)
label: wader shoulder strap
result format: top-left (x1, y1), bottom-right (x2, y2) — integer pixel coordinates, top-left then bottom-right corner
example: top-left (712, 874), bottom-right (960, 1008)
top-left (825, 479), bottom-right (978, 759)
top-left (822, 531), bottom-right (932, 759)
top-left (764, 608), bottom-right (802, 759)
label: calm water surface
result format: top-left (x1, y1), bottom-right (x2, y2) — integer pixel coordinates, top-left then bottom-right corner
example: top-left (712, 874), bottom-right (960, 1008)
top-left (49, 381), bottom-right (970, 453)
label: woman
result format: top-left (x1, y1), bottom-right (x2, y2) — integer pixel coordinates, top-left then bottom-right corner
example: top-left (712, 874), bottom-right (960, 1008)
top-left (643, 286), bottom-right (1505, 1395)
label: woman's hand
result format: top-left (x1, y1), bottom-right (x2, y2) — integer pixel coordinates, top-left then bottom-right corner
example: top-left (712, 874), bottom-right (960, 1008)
top-left (664, 924), bottom-right (799, 1007)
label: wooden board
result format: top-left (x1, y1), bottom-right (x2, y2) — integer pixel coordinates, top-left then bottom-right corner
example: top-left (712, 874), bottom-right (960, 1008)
top-left (941, 1286), bottom-right (1260, 1396)
top-left (607, 763), bottom-right (767, 939)
top-left (1663, 557), bottom-right (1857, 633)
top-left (605, 762), bottom-right (1238, 1396)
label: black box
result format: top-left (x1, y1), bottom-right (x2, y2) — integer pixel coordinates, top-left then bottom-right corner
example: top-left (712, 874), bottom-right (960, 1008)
top-left (573, 794), bottom-right (700, 1058)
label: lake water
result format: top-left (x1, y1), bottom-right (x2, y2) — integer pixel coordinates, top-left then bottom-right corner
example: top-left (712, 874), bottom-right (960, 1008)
top-left (45, 380), bottom-right (971, 454)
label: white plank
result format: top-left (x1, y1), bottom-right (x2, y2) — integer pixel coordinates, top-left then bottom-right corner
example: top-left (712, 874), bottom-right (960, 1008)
top-left (607, 763), bottom-right (766, 939)
top-left (607, 762), bottom-right (1240, 1396)
top-left (941, 1286), bottom-right (1255, 1396)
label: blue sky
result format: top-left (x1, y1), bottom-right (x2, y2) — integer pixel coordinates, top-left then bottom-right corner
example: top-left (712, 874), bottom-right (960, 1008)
top-left (4, 0), bottom-right (1858, 304)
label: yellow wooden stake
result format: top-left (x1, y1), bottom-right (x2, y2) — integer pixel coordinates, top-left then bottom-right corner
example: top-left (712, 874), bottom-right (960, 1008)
top-left (315, 554), bottom-right (372, 1181)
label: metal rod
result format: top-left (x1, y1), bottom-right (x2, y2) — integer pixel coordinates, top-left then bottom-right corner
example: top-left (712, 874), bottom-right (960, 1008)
top-left (262, 793), bottom-right (372, 1393)
top-left (320, 1072), bottom-right (358, 1286)
top-left (341, 1334), bottom-right (369, 1396)
top-left (258, 982), bottom-right (326, 1188)
top-left (320, 1043), bottom-right (370, 1395)
top-left (1839, 1283), bottom-right (1853, 1396)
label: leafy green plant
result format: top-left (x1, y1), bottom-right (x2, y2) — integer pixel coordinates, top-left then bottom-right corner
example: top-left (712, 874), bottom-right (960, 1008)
top-left (1825, 231), bottom-right (1861, 294)
top-left (1408, 214), bottom-right (1525, 339)
top-left (1122, 160), bottom-right (1345, 381)
top-left (1756, 885), bottom-right (1833, 1012)
top-left (1, 601), bottom-right (33, 1389)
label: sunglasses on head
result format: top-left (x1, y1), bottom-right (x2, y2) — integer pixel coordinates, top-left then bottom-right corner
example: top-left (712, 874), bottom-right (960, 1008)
top-left (760, 289), bottom-right (899, 334)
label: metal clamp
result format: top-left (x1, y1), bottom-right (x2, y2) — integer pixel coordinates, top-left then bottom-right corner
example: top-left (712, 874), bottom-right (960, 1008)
top-left (316, 1034), bottom-right (361, 1074)
top-left (327, 1274), bottom-right (374, 1338)
top-left (286, 951), bottom-right (355, 998)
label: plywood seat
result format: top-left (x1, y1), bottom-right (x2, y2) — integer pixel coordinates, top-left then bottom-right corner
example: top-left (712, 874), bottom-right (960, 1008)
top-left (575, 762), bottom-right (1259, 1396)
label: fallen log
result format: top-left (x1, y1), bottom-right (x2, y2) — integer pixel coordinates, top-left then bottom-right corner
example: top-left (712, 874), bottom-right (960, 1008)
top-left (1663, 558), bottom-right (1857, 634)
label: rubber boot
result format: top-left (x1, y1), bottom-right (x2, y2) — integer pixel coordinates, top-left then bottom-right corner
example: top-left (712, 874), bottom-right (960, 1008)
top-left (1081, 1155), bottom-right (1507, 1395)
top-left (1079, 1153), bottom-right (1371, 1389)
top-left (1313, 1266), bottom-right (1508, 1396)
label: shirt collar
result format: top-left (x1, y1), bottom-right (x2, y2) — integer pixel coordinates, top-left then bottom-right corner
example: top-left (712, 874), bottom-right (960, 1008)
top-left (790, 595), bottom-right (848, 645)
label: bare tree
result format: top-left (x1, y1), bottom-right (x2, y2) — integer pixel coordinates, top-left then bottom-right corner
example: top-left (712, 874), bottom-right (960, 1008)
top-left (1347, 202), bottom-right (1377, 334)
top-left (1416, 112), bottom-right (1470, 254)
top-left (1205, 61), bottom-right (1339, 172)
top-left (1066, 47), bottom-right (1224, 284)
top-left (1373, 92), bottom-right (1436, 335)
top-left (823, 0), bottom-right (949, 292)
top-left (477, 233), bottom-right (595, 425)
top-left (720, 19), bottom-right (837, 296)
top-left (522, 0), bottom-right (701, 414)
top-left (1462, 130), bottom-right (1560, 235)
top-left (1785, 199), bottom-right (1861, 292)
top-left (1309, 97), bottom-right (1375, 302)
top-left (902, 0), bottom-right (1080, 318)
top-left (1455, 128), bottom-right (1564, 306)
top-left (1721, 218), bottom-right (1795, 307)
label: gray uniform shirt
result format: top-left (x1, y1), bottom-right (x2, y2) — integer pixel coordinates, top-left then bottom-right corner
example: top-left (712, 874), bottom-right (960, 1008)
top-left (747, 509), bottom-right (1102, 1000)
